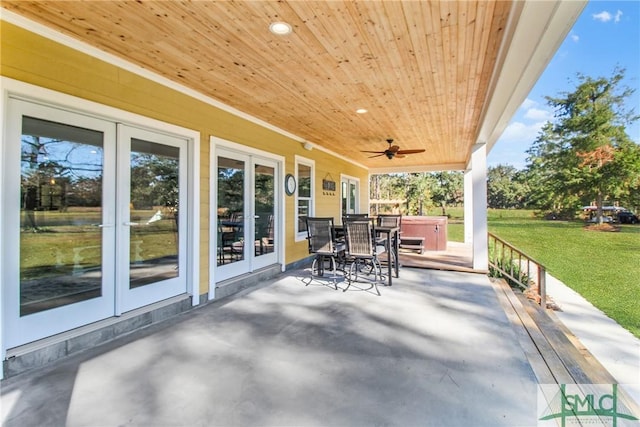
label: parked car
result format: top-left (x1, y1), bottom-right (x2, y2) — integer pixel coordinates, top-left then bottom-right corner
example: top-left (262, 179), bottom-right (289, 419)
top-left (587, 215), bottom-right (614, 223)
top-left (617, 211), bottom-right (639, 224)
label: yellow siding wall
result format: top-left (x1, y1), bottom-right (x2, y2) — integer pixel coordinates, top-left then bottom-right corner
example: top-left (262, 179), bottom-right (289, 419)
top-left (1, 22), bottom-right (369, 295)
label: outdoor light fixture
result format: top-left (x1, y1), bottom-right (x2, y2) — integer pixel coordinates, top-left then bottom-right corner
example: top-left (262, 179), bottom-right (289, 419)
top-left (269, 22), bottom-right (292, 35)
top-left (356, 108), bottom-right (368, 114)
top-left (303, 141), bottom-right (313, 151)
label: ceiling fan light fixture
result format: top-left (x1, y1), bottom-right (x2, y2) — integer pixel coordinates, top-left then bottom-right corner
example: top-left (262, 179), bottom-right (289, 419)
top-left (269, 22), bottom-right (292, 35)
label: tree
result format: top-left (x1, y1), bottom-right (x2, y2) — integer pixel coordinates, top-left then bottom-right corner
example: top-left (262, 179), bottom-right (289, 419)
top-left (430, 171), bottom-right (463, 214)
top-left (487, 165), bottom-right (527, 209)
top-left (528, 68), bottom-right (640, 223)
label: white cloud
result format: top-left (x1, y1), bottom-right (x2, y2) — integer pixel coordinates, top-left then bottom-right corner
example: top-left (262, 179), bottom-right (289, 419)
top-left (593, 10), bottom-right (623, 23)
top-left (524, 108), bottom-right (553, 122)
top-left (615, 10), bottom-right (623, 23)
top-left (499, 120), bottom-right (547, 144)
top-left (593, 11), bottom-right (612, 22)
top-left (571, 34), bottom-right (579, 43)
top-left (520, 98), bottom-right (536, 110)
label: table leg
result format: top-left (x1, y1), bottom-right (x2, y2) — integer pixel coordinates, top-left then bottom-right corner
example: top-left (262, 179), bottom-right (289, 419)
top-left (393, 230), bottom-right (399, 277)
top-left (387, 231), bottom-right (392, 286)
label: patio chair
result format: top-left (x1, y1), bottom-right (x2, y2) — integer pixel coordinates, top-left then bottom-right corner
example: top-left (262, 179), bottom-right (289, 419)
top-left (218, 218), bottom-right (243, 264)
top-left (306, 217), bottom-right (345, 289)
top-left (377, 214), bottom-right (401, 228)
top-left (342, 218), bottom-right (384, 296)
top-left (376, 214), bottom-right (401, 267)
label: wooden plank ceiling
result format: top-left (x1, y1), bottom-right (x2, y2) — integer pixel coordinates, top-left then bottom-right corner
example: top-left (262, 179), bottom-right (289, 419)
top-left (2, 1), bottom-right (513, 171)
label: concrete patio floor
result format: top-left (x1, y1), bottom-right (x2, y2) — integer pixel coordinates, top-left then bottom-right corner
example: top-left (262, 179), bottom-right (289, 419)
top-left (1, 267), bottom-right (540, 427)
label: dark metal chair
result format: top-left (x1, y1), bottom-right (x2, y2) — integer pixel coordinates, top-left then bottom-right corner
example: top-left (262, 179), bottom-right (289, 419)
top-left (305, 217), bottom-right (345, 289)
top-left (377, 214), bottom-right (401, 228)
top-left (376, 214), bottom-right (401, 269)
top-left (342, 218), bottom-right (384, 295)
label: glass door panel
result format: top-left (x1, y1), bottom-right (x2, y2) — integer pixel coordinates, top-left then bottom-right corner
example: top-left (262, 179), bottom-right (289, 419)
top-left (341, 177), bottom-right (360, 219)
top-left (4, 99), bottom-right (116, 349)
top-left (117, 125), bottom-right (187, 313)
top-left (19, 117), bottom-right (105, 315)
top-left (217, 156), bottom-right (246, 267)
top-left (129, 139), bottom-right (180, 288)
top-left (253, 160), bottom-right (277, 269)
top-left (215, 152), bottom-right (250, 281)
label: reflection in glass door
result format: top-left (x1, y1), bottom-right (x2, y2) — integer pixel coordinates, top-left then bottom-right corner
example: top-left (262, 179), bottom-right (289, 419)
top-left (253, 160), bottom-right (277, 269)
top-left (215, 150), bottom-right (279, 281)
top-left (216, 155), bottom-right (246, 269)
top-left (128, 139), bottom-right (180, 288)
top-left (117, 126), bottom-right (187, 313)
top-left (5, 99), bottom-right (117, 348)
top-left (19, 118), bottom-right (106, 315)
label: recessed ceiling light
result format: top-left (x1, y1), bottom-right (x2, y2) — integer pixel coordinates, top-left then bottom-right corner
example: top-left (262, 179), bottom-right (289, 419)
top-left (269, 22), bottom-right (292, 35)
top-left (356, 108), bottom-right (368, 114)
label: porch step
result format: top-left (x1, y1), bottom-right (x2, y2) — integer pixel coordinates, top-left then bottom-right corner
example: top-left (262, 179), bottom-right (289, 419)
top-left (3, 294), bottom-right (193, 379)
top-left (491, 278), bottom-right (640, 417)
top-left (214, 264), bottom-right (282, 300)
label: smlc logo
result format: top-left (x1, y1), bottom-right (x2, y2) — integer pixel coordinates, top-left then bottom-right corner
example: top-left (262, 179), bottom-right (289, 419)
top-left (538, 384), bottom-right (639, 427)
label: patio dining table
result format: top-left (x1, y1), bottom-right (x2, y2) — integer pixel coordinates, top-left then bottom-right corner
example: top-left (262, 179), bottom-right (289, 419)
top-left (333, 224), bottom-right (400, 286)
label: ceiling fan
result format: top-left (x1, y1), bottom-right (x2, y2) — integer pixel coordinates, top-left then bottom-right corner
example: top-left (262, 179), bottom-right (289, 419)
top-left (361, 139), bottom-right (426, 160)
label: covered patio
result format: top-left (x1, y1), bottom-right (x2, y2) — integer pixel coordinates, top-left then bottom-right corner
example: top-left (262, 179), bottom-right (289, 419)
top-left (1, 267), bottom-right (540, 427)
top-left (1, 0), bottom-right (589, 381)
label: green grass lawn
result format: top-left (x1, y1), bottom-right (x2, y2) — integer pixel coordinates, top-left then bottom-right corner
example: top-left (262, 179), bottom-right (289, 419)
top-left (486, 210), bottom-right (640, 338)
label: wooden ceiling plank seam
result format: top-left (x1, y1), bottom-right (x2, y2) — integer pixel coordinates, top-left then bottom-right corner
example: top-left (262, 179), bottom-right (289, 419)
top-left (364, 1), bottom-right (421, 147)
top-left (346, 0), bottom-right (413, 146)
top-left (472, 0), bottom-right (508, 147)
top-left (286, 1), bottom-right (387, 139)
top-left (403, 2), bottom-right (441, 149)
top-left (191, 2), bottom-right (359, 150)
top-left (457, 0), bottom-right (476, 159)
top-left (465, 0), bottom-right (491, 141)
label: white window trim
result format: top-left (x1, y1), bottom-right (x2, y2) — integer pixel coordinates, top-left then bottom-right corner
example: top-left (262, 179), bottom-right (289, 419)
top-left (294, 155), bottom-right (315, 242)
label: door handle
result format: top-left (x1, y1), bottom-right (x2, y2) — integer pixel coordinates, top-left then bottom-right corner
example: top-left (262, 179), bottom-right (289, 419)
top-left (123, 222), bottom-right (140, 226)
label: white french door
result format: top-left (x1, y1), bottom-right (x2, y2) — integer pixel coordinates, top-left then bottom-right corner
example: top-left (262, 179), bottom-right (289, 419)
top-left (215, 148), bottom-right (279, 282)
top-left (116, 125), bottom-right (187, 313)
top-left (2, 99), bottom-right (188, 348)
top-left (341, 176), bottom-right (360, 217)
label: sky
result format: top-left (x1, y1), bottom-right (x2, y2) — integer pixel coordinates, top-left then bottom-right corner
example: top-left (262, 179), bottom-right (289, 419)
top-left (487, 0), bottom-right (640, 170)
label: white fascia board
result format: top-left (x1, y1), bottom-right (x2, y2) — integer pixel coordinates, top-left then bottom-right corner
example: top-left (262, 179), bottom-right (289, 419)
top-left (478, 0), bottom-right (587, 155)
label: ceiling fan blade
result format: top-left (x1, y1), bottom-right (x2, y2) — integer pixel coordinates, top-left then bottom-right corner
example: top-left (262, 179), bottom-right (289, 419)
top-left (396, 149), bottom-right (426, 155)
top-left (389, 145), bottom-right (400, 153)
top-left (368, 153), bottom-right (386, 158)
top-left (395, 154), bottom-right (406, 159)
top-left (361, 150), bottom-right (385, 154)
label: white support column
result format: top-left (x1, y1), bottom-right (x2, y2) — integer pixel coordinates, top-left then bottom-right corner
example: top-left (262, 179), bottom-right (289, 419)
top-left (463, 169), bottom-right (473, 244)
top-left (470, 143), bottom-right (488, 271)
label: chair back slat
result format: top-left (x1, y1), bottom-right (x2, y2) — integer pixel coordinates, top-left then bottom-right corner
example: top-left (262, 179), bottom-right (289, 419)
top-left (306, 217), bottom-right (335, 254)
top-left (344, 219), bottom-right (374, 257)
top-left (344, 213), bottom-right (369, 221)
top-left (377, 214), bottom-right (401, 228)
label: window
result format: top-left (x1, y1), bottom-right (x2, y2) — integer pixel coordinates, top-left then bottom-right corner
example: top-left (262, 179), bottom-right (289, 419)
top-left (295, 156), bottom-right (314, 240)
